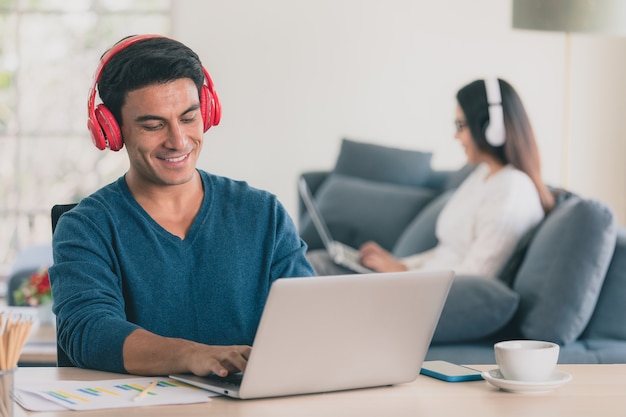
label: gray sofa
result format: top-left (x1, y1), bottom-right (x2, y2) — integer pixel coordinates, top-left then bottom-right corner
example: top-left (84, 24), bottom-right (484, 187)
top-left (299, 139), bottom-right (626, 364)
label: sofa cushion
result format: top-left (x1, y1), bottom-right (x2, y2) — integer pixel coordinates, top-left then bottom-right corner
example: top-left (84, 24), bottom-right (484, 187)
top-left (442, 164), bottom-right (476, 190)
top-left (299, 174), bottom-right (435, 250)
top-left (392, 190), bottom-right (453, 258)
top-left (333, 139), bottom-right (433, 187)
top-left (583, 227), bottom-right (626, 340)
top-left (432, 276), bottom-right (520, 343)
top-left (496, 225), bottom-right (538, 287)
top-left (497, 189), bottom-right (574, 287)
top-left (513, 197), bottom-right (617, 345)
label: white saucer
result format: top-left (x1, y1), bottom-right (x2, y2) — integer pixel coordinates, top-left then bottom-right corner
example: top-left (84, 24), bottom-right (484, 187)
top-left (482, 369), bottom-right (572, 394)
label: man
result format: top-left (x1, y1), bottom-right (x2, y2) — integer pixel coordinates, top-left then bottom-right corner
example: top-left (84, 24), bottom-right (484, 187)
top-left (49, 35), bottom-right (314, 377)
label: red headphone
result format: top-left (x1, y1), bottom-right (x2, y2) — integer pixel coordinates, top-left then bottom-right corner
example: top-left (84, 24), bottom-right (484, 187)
top-left (87, 34), bottom-right (221, 151)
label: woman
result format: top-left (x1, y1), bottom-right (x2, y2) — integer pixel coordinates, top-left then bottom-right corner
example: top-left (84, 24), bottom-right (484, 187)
top-left (313, 78), bottom-right (554, 278)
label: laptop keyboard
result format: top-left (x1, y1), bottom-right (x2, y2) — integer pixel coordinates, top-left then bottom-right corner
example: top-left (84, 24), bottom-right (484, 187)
top-left (340, 244), bottom-right (362, 263)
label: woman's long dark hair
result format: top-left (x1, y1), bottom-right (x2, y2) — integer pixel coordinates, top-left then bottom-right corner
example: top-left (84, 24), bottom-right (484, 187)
top-left (457, 79), bottom-right (555, 213)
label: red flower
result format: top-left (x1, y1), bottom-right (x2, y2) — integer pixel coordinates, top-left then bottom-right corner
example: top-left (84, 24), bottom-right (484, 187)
top-left (13, 267), bottom-right (52, 306)
top-left (31, 270), bottom-right (51, 295)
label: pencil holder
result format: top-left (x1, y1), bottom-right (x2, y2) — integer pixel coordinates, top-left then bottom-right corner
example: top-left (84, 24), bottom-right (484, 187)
top-left (0, 368), bottom-right (15, 417)
top-left (0, 312), bottom-right (35, 417)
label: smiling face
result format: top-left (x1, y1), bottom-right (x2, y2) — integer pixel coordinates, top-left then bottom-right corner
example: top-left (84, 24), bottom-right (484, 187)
top-left (120, 78), bottom-right (204, 191)
top-left (454, 104), bottom-right (482, 165)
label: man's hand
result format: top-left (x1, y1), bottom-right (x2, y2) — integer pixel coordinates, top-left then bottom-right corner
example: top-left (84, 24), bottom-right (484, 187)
top-left (123, 328), bottom-right (251, 376)
top-left (186, 344), bottom-right (251, 377)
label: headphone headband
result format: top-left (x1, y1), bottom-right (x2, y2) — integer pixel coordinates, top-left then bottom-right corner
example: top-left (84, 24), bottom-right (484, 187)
top-left (87, 34), bottom-right (221, 151)
top-left (484, 78), bottom-right (505, 147)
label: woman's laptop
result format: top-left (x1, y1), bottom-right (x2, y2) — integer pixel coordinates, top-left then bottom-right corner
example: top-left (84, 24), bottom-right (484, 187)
top-left (170, 269), bottom-right (454, 399)
top-left (298, 178), bottom-right (373, 273)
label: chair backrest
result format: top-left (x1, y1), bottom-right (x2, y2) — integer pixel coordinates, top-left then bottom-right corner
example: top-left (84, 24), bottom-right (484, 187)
top-left (51, 204), bottom-right (78, 234)
top-left (50, 203), bottom-right (77, 367)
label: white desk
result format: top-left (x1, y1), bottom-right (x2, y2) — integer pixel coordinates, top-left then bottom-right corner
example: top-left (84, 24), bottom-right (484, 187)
top-left (11, 364), bottom-right (626, 417)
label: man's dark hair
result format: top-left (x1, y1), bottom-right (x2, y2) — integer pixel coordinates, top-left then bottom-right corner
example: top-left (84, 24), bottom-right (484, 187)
top-left (98, 37), bottom-right (205, 126)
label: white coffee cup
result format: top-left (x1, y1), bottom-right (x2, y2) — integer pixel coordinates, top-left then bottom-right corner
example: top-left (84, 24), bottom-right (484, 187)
top-left (494, 340), bottom-right (559, 382)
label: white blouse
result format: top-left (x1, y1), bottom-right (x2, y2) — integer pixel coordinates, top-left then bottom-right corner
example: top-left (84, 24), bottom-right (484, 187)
top-left (402, 163), bottom-right (544, 278)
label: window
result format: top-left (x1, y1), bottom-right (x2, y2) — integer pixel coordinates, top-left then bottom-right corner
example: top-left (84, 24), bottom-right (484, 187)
top-left (0, 0), bottom-right (172, 271)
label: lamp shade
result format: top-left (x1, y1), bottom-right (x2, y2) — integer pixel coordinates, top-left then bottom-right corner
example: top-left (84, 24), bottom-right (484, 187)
top-left (512, 0), bottom-right (626, 35)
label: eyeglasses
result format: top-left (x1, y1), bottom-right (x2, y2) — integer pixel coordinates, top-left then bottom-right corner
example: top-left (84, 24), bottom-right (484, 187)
top-left (454, 119), bottom-right (467, 133)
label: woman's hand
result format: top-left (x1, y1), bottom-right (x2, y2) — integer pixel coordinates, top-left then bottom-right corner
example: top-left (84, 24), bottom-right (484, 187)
top-left (359, 241), bottom-right (408, 272)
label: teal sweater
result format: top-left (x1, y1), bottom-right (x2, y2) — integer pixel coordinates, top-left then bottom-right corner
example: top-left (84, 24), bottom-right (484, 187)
top-left (50, 171), bottom-right (314, 372)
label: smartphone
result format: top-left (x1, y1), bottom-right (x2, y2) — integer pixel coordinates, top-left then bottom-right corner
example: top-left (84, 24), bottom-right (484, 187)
top-left (420, 360), bottom-right (483, 382)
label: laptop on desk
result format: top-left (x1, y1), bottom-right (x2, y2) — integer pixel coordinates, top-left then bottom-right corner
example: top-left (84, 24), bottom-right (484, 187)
top-left (298, 178), bottom-right (373, 274)
top-left (170, 269), bottom-right (454, 399)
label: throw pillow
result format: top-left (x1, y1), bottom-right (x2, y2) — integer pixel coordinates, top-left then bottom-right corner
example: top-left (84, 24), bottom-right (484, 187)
top-left (497, 189), bottom-right (575, 287)
top-left (392, 165), bottom-right (476, 258)
top-left (431, 276), bottom-right (520, 344)
top-left (392, 190), bottom-right (453, 258)
top-left (513, 197), bottom-right (617, 345)
top-left (333, 139), bottom-right (433, 187)
top-left (496, 222), bottom-right (541, 287)
top-left (442, 164), bottom-right (476, 190)
top-left (299, 174), bottom-right (435, 251)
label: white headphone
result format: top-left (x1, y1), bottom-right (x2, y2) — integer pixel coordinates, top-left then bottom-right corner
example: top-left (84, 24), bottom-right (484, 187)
top-left (484, 78), bottom-right (506, 147)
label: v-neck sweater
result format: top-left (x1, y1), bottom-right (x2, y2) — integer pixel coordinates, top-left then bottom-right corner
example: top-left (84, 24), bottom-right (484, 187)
top-left (50, 170), bottom-right (314, 372)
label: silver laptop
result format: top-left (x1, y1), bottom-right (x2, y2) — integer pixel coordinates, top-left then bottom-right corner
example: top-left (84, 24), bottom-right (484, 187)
top-left (170, 269), bottom-right (454, 399)
top-left (298, 178), bottom-right (373, 273)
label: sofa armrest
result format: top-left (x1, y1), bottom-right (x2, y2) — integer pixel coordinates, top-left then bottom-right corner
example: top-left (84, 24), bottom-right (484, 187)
top-left (583, 226), bottom-right (626, 340)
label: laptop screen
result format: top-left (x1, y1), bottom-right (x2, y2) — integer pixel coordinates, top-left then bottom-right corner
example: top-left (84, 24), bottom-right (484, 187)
top-left (298, 178), bottom-right (337, 250)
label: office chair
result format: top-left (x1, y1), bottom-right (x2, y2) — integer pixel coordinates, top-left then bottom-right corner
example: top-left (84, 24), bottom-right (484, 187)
top-left (50, 203), bottom-right (77, 367)
top-left (51, 204), bottom-right (77, 234)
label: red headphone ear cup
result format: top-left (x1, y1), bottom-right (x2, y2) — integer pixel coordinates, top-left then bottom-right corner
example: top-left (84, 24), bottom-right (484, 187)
top-left (200, 84), bottom-right (221, 132)
top-left (211, 92), bottom-right (221, 127)
top-left (88, 111), bottom-right (107, 150)
top-left (94, 105), bottom-right (124, 151)
top-left (200, 85), bottom-right (211, 132)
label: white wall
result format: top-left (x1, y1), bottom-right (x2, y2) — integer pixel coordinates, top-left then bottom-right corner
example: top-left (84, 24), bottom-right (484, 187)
top-left (173, 0), bottom-right (626, 225)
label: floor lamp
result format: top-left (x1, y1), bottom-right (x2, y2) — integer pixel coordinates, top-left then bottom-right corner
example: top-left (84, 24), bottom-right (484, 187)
top-left (511, 0), bottom-right (626, 187)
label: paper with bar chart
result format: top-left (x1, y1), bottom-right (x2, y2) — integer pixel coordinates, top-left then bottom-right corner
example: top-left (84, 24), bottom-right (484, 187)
top-left (14, 377), bottom-right (216, 411)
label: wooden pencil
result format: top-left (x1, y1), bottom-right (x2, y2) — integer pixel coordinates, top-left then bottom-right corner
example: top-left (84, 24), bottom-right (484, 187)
top-left (0, 313), bottom-right (34, 370)
top-left (133, 380), bottom-right (159, 402)
top-left (0, 312), bottom-right (31, 417)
